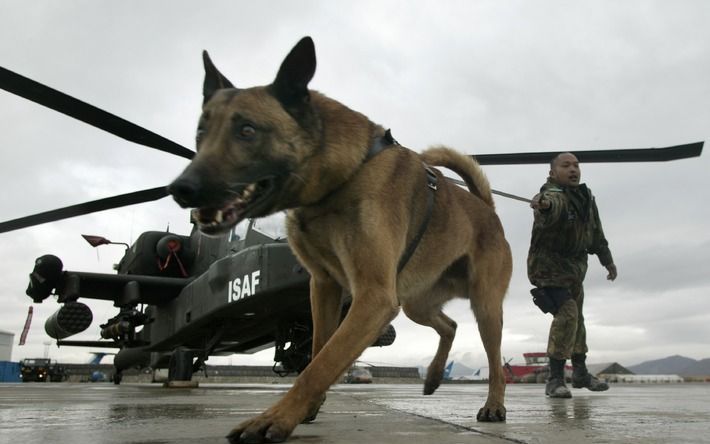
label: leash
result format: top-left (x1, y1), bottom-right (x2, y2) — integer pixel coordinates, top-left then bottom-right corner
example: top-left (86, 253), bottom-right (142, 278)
top-left (373, 137), bottom-right (532, 205)
top-left (368, 133), bottom-right (531, 276)
top-left (446, 177), bottom-right (532, 204)
top-left (365, 130), bottom-right (437, 274)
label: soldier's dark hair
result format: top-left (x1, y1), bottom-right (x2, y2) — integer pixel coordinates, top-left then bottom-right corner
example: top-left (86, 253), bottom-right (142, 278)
top-left (550, 152), bottom-right (577, 169)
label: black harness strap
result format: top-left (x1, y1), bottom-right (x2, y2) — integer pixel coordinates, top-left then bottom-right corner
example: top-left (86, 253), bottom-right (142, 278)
top-left (365, 128), bottom-right (398, 161)
top-left (365, 129), bottom-right (438, 275)
top-left (397, 166), bottom-right (437, 273)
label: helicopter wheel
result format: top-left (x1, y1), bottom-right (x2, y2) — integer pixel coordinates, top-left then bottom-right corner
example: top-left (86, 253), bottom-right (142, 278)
top-left (168, 347), bottom-right (194, 381)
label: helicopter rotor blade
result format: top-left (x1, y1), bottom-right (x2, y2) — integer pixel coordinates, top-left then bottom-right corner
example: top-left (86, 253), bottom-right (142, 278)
top-left (473, 141), bottom-right (703, 165)
top-left (0, 187), bottom-right (170, 233)
top-left (0, 66), bottom-right (195, 160)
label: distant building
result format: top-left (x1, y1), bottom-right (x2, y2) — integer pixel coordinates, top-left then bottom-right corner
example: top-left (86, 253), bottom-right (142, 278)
top-left (607, 374), bottom-right (684, 383)
top-left (0, 329), bottom-right (14, 361)
top-left (587, 362), bottom-right (683, 383)
top-left (586, 362), bottom-right (633, 378)
top-left (0, 330), bottom-right (20, 382)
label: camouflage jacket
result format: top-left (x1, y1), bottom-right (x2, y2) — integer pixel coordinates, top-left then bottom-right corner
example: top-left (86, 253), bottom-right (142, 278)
top-left (527, 178), bottom-right (613, 287)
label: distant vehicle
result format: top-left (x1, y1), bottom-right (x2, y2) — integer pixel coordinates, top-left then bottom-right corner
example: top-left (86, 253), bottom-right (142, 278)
top-left (345, 366), bottom-right (373, 384)
top-left (20, 358), bottom-right (66, 382)
top-left (87, 352), bottom-right (111, 382)
top-left (90, 370), bottom-right (107, 382)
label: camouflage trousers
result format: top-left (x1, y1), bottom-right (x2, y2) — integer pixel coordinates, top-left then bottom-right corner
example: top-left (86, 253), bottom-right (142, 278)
top-left (547, 282), bottom-right (588, 360)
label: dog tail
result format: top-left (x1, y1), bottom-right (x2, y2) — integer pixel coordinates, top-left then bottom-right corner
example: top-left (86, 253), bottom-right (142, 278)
top-left (420, 145), bottom-right (495, 208)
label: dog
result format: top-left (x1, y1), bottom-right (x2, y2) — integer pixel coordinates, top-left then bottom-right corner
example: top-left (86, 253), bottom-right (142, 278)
top-left (168, 36), bottom-right (512, 443)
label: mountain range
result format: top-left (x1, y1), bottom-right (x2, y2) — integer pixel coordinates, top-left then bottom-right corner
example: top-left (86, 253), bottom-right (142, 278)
top-left (628, 355), bottom-right (710, 376)
top-left (418, 354), bottom-right (710, 378)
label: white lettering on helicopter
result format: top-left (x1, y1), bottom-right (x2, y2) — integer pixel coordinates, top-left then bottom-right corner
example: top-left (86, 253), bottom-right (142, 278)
top-left (228, 270), bottom-right (261, 303)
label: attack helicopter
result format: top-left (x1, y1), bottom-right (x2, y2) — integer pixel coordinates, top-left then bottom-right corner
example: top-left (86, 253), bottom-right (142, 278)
top-left (0, 64), bottom-right (703, 384)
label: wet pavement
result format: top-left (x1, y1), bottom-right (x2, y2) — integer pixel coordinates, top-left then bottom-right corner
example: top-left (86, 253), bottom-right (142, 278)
top-left (0, 382), bottom-right (708, 443)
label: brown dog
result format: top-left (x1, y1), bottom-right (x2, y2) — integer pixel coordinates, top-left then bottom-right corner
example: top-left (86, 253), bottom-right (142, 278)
top-left (169, 36), bottom-right (512, 443)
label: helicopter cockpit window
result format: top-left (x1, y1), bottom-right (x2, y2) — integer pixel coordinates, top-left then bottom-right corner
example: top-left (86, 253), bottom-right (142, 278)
top-left (229, 221), bottom-right (249, 243)
top-left (251, 212), bottom-right (287, 240)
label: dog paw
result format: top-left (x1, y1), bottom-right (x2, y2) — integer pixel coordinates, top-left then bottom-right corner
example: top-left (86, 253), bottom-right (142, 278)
top-left (423, 368), bottom-right (444, 395)
top-left (423, 379), bottom-right (441, 396)
top-left (227, 413), bottom-right (296, 443)
top-left (301, 394), bottom-right (326, 423)
top-left (476, 404), bottom-right (506, 422)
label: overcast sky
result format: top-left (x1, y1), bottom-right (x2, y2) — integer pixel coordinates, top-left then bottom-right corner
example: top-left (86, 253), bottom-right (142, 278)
top-left (1, 1), bottom-right (708, 371)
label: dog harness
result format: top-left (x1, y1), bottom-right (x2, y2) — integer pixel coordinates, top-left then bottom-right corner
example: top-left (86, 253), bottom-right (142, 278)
top-left (366, 129), bottom-right (438, 274)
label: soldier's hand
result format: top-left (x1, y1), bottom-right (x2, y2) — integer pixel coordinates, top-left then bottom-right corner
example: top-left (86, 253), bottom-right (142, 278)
top-left (531, 194), bottom-right (551, 210)
top-left (606, 263), bottom-right (617, 281)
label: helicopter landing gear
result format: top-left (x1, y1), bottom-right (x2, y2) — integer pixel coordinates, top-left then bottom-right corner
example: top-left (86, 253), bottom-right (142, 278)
top-left (273, 322), bottom-right (312, 376)
top-left (112, 369), bottom-right (123, 385)
top-left (166, 347), bottom-right (197, 387)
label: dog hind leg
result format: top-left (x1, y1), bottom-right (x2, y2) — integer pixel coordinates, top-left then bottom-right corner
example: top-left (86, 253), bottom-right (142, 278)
top-left (423, 312), bottom-right (457, 395)
top-left (403, 301), bottom-right (457, 395)
top-left (469, 274), bottom-right (508, 422)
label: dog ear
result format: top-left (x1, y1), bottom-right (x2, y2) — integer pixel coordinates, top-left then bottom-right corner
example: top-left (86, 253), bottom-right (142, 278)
top-left (272, 36), bottom-right (316, 107)
top-left (202, 50), bottom-right (235, 104)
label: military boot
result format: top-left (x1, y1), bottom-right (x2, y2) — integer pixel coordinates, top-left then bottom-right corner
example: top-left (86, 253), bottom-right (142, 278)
top-left (545, 357), bottom-right (571, 398)
top-left (571, 354), bottom-right (609, 391)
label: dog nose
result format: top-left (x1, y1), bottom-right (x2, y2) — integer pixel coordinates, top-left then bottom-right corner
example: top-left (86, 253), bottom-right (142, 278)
top-left (168, 176), bottom-right (201, 208)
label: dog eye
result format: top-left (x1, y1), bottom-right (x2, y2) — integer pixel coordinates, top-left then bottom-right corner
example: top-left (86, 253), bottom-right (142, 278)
top-left (237, 124), bottom-right (256, 140)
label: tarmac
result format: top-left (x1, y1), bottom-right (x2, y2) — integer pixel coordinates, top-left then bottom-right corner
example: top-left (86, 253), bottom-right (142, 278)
top-left (0, 382), bottom-right (708, 444)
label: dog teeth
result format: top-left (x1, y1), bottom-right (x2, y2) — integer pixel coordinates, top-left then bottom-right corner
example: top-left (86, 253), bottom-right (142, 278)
top-left (215, 210), bottom-right (223, 223)
top-left (243, 183), bottom-right (256, 200)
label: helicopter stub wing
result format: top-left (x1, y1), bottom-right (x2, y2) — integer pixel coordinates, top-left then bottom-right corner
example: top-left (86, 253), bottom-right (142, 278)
top-left (58, 271), bottom-right (191, 305)
top-left (56, 340), bottom-right (122, 349)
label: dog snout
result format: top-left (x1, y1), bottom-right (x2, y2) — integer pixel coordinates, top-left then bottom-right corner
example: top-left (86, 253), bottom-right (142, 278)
top-left (168, 175), bottom-right (202, 208)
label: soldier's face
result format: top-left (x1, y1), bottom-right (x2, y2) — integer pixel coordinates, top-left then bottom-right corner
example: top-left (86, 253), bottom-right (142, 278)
top-left (550, 153), bottom-right (580, 187)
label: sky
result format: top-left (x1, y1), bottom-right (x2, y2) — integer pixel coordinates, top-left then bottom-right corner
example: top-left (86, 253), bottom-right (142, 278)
top-left (1, 1), bottom-right (708, 372)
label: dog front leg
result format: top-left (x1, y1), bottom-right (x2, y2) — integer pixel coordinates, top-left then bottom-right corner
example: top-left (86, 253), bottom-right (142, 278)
top-left (302, 276), bottom-right (342, 422)
top-left (227, 284), bottom-right (399, 443)
top-left (310, 276), bottom-right (343, 359)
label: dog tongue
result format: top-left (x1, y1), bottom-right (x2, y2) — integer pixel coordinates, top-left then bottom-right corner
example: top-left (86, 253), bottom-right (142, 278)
top-left (197, 207), bottom-right (219, 223)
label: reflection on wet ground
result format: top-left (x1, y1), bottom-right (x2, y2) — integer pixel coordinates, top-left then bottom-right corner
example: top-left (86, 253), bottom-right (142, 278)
top-left (346, 383), bottom-right (710, 444)
top-left (0, 384), bottom-right (265, 444)
top-left (1, 383), bottom-right (709, 443)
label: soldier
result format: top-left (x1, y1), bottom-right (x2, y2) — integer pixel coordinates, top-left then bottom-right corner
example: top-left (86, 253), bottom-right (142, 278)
top-left (528, 152), bottom-right (618, 398)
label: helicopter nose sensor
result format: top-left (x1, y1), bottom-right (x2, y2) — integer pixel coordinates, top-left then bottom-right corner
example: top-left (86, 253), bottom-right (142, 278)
top-left (26, 254), bottom-right (64, 303)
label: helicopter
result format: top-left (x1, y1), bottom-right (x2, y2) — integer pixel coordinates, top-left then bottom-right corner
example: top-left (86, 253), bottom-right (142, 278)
top-left (0, 64), bottom-right (703, 385)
